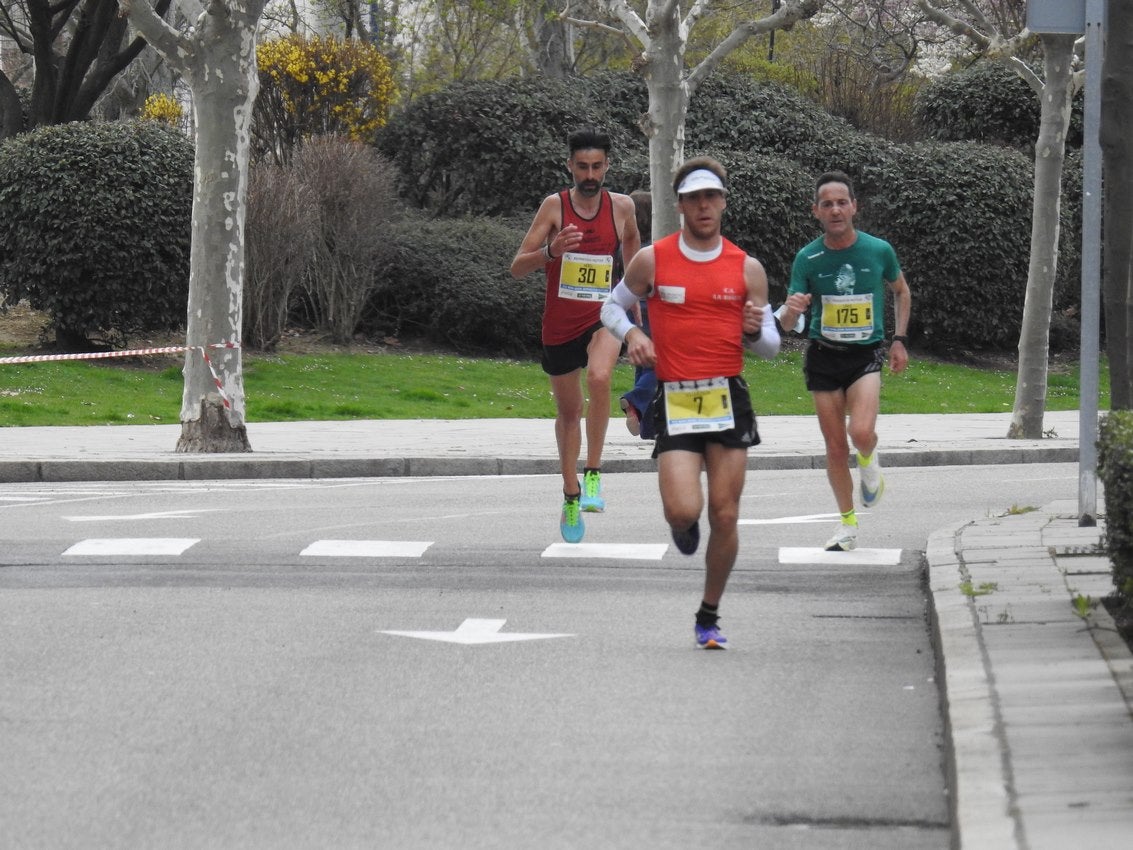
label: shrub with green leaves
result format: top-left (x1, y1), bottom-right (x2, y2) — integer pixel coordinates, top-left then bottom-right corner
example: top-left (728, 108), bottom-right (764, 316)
top-left (375, 72), bottom-right (647, 216)
top-left (0, 121), bottom-right (192, 349)
top-left (1098, 411), bottom-right (1133, 611)
top-left (374, 72), bottom-right (1083, 354)
top-left (913, 60), bottom-right (1083, 151)
top-left (364, 215), bottom-right (541, 356)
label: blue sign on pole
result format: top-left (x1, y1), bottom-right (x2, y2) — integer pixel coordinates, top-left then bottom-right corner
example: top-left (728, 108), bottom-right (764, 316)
top-left (1026, 0), bottom-right (1086, 34)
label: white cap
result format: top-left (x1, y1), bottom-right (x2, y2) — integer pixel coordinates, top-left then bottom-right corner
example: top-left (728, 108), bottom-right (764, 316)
top-left (676, 168), bottom-right (727, 196)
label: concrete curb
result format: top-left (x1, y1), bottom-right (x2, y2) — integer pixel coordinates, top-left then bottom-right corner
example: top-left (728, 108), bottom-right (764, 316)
top-left (0, 446), bottom-right (1080, 484)
top-left (927, 520), bottom-right (1019, 850)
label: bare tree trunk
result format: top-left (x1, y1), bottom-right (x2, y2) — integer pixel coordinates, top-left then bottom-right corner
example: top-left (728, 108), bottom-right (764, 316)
top-left (1007, 35), bottom-right (1076, 438)
top-left (588, 0), bottom-right (820, 240)
top-left (0, 72), bottom-right (22, 141)
top-left (1102, 0), bottom-right (1133, 410)
top-left (530, 1), bottom-right (573, 78)
top-left (640, 6), bottom-right (688, 241)
top-left (122, 0), bottom-right (267, 452)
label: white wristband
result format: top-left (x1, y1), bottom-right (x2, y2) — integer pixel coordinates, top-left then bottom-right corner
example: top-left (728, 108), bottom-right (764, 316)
top-left (601, 280), bottom-right (640, 342)
top-left (746, 304), bottom-right (781, 359)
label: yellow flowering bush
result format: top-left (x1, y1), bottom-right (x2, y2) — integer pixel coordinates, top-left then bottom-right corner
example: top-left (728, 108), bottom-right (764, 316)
top-left (141, 92), bottom-right (185, 127)
top-left (254, 35), bottom-right (398, 164)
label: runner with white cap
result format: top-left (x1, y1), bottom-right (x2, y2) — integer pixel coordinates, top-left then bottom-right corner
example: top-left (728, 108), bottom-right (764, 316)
top-left (601, 156), bottom-right (780, 649)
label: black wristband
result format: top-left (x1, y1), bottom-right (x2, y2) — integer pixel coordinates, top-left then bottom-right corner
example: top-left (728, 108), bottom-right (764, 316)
top-left (891, 334), bottom-right (908, 345)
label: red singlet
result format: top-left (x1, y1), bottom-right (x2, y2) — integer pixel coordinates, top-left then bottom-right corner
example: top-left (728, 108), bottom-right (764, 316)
top-left (541, 189), bottom-right (620, 346)
top-left (648, 232), bottom-right (748, 382)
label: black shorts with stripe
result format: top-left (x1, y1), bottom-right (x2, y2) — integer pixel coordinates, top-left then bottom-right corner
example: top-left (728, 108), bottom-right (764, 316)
top-left (650, 375), bottom-right (760, 457)
top-left (803, 339), bottom-right (885, 393)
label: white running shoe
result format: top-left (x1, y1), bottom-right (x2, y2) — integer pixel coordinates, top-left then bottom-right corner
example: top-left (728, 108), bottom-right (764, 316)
top-left (825, 523), bottom-right (858, 552)
top-left (858, 452), bottom-right (884, 508)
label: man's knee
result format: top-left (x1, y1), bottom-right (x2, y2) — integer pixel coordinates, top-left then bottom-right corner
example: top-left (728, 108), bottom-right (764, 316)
top-left (847, 421), bottom-right (877, 451)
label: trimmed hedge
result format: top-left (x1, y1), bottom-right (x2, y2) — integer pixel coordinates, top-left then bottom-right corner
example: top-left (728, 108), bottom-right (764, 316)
top-left (375, 72), bottom-right (647, 216)
top-left (1098, 411), bottom-right (1133, 634)
top-left (363, 215), bottom-right (542, 356)
top-left (913, 60), bottom-right (1083, 152)
top-left (0, 121), bottom-right (192, 348)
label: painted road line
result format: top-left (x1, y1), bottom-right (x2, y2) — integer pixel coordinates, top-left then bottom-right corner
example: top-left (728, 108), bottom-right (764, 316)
top-left (300, 540), bottom-right (433, 558)
top-left (66, 509), bottom-right (219, 522)
top-left (63, 538), bottom-right (200, 556)
top-left (380, 618), bottom-right (574, 645)
top-left (541, 543), bottom-right (670, 560)
top-left (740, 513), bottom-right (841, 525)
top-left (779, 547), bottom-right (903, 566)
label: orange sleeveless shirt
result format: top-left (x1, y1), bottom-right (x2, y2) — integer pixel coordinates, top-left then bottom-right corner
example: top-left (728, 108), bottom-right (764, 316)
top-left (647, 233), bottom-right (748, 382)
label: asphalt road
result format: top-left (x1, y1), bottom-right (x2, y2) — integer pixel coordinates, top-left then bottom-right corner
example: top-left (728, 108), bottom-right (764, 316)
top-left (0, 463), bottom-right (1079, 849)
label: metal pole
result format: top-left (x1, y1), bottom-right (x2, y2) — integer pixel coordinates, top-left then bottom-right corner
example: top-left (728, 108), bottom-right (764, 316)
top-left (1079, 0), bottom-right (1105, 525)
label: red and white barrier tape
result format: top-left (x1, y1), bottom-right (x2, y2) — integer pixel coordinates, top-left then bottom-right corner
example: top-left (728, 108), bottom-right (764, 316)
top-left (0, 342), bottom-right (241, 409)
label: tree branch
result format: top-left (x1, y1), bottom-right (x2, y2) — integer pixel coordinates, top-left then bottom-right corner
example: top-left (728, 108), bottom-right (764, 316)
top-left (118, 0), bottom-right (191, 59)
top-left (561, 0), bottom-right (648, 55)
top-left (687, 0), bottom-right (822, 92)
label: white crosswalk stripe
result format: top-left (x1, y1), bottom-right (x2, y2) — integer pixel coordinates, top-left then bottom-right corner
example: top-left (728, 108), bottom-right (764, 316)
top-left (779, 547), bottom-right (903, 565)
top-left (63, 538), bottom-right (200, 556)
top-left (541, 543), bottom-right (669, 560)
top-left (300, 540), bottom-right (433, 558)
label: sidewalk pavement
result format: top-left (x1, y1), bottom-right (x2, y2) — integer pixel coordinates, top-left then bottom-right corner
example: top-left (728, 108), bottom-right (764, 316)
top-left (1, 410), bottom-right (1130, 847)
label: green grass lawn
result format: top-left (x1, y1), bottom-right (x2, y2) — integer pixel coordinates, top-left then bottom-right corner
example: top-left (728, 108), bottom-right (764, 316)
top-left (0, 345), bottom-right (1110, 427)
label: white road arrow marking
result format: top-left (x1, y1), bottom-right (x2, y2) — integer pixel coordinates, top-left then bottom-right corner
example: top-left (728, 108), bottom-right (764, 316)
top-left (779, 547), bottom-right (902, 565)
top-left (380, 618), bottom-right (574, 645)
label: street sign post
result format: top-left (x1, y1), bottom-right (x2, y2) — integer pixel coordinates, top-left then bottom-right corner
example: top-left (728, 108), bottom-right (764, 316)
top-left (1030, 0), bottom-right (1103, 525)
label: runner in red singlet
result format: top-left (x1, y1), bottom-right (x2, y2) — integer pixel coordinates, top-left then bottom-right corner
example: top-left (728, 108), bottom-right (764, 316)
top-left (601, 157), bottom-right (781, 650)
top-left (511, 127), bottom-right (640, 543)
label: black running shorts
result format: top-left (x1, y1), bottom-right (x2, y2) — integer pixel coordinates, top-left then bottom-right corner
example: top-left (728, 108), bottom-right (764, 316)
top-left (803, 340), bottom-right (885, 393)
top-left (541, 322), bottom-right (603, 376)
top-left (651, 375), bottom-right (760, 457)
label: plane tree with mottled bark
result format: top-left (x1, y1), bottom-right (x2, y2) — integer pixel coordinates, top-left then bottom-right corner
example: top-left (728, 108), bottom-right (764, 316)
top-left (120, 0), bottom-right (268, 452)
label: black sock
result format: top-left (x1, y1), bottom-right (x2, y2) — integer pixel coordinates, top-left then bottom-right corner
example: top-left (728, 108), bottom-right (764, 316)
top-left (695, 601), bottom-right (719, 627)
top-left (583, 466), bottom-right (600, 475)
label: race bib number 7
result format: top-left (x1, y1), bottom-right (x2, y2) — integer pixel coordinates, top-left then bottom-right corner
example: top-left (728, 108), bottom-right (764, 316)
top-left (663, 377), bottom-right (734, 435)
top-left (558, 252), bottom-right (613, 301)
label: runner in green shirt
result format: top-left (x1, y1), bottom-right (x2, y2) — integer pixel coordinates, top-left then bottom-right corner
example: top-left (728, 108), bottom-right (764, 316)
top-left (778, 171), bottom-right (912, 552)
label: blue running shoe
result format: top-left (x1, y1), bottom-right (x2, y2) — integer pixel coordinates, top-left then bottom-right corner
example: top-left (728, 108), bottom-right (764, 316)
top-left (695, 622), bottom-right (727, 650)
top-left (671, 520), bottom-right (700, 555)
top-left (580, 469), bottom-right (605, 513)
top-left (560, 497), bottom-right (584, 543)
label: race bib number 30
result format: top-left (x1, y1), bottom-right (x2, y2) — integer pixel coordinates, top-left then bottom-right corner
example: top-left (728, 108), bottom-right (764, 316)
top-left (820, 293), bottom-right (874, 342)
top-left (664, 377), bottom-right (734, 435)
top-left (558, 252), bottom-right (613, 301)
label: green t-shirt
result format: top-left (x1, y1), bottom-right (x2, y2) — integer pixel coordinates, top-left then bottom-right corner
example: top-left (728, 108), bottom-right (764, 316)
top-left (788, 231), bottom-right (901, 345)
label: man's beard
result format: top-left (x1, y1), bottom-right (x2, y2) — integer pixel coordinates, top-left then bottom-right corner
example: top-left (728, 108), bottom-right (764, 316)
top-left (576, 181), bottom-right (601, 197)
